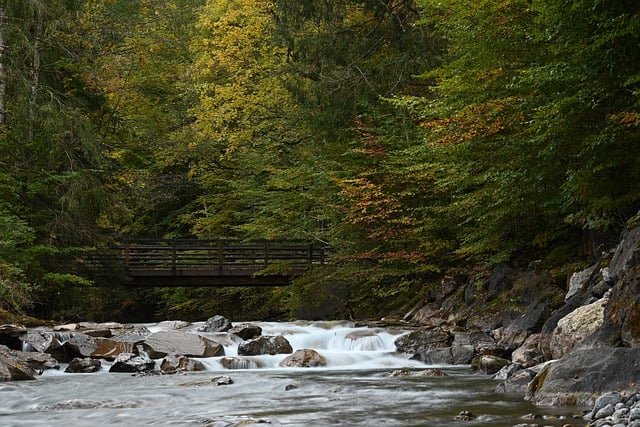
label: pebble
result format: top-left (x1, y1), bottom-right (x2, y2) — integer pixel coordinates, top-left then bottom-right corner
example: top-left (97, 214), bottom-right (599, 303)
top-left (584, 390), bottom-right (640, 427)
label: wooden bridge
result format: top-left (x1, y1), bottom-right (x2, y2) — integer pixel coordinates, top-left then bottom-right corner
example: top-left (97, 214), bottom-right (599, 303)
top-left (85, 239), bottom-right (328, 287)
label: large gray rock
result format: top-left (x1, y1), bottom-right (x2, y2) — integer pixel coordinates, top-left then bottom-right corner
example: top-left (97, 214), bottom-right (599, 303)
top-left (238, 335), bottom-right (292, 356)
top-left (394, 327), bottom-right (453, 355)
top-left (0, 345), bottom-right (36, 380)
top-left (109, 352), bottom-right (155, 373)
top-left (526, 348), bottom-right (640, 406)
top-left (279, 349), bottom-right (326, 367)
top-left (141, 331), bottom-right (225, 359)
top-left (549, 295), bottom-right (608, 359)
top-left (64, 333), bottom-right (98, 359)
top-left (229, 323), bottom-right (262, 340)
top-left (200, 315), bottom-right (232, 333)
top-left (160, 354), bottom-right (206, 373)
top-left (91, 337), bottom-right (136, 360)
top-left (65, 357), bottom-right (101, 373)
top-left (566, 265), bottom-right (597, 301)
top-left (16, 350), bottom-right (59, 372)
top-left (609, 226), bottom-right (640, 282)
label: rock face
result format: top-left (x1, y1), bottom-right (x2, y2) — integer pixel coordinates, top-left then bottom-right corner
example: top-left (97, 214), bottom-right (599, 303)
top-left (279, 349), bottom-right (326, 367)
top-left (141, 331), bottom-right (224, 359)
top-left (238, 335), bottom-right (293, 356)
top-left (526, 348), bottom-right (640, 406)
top-left (549, 295), bottom-right (608, 359)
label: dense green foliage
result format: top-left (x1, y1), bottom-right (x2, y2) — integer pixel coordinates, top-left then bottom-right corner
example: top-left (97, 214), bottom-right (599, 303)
top-left (0, 0), bottom-right (637, 321)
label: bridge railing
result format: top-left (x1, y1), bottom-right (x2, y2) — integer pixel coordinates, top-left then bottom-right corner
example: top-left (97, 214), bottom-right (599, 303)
top-left (117, 238), bottom-right (327, 275)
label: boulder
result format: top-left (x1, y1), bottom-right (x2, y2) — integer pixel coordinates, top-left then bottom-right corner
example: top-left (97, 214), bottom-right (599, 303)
top-left (65, 357), bottom-right (101, 373)
top-left (388, 368), bottom-right (448, 377)
top-left (608, 226), bottom-right (640, 282)
top-left (511, 333), bottom-right (543, 368)
top-left (526, 348), bottom-right (640, 406)
top-left (418, 345), bottom-right (475, 365)
top-left (0, 324), bottom-right (27, 349)
top-left (0, 345), bottom-right (36, 380)
top-left (63, 333), bottom-right (98, 359)
top-left (141, 331), bottom-right (224, 359)
top-left (16, 350), bottom-right (59, 372)
top-left (200, 315), bottom-right (232, 333)
top-left (157, 320), bottom-right (191, 330)
top-left (160, 354), bottom-right (206, 373)
top-left (109, 352), bottom-right (155, 373)
top-left (229, 323), bottom-right (262, 340)
top-left (549, 295), bottom-right (608, 359)
top-left (279, 349), bottom-right (326, 368)
top-left (566, 265), bottom-right (596, 301)
top-left (220, 357), bottom-right (263, 370)
top-left (494, 362), bottom-right (549, 394)
top-left (394, 327), bottom-right (453, 356)
top-left (238, 335), bottom-right (292, 356)
top-left (91, 337), bottom-right (136, 360)
top-left (471, 354), bottom-right (511, 375)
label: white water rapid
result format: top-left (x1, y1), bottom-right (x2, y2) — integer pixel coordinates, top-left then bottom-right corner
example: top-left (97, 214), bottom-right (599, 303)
top-left (0, 320), bottom-right (582, 427)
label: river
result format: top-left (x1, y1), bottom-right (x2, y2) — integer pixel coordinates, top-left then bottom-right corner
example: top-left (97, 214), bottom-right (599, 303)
top-left (0, 320), bottom-right (585, 426)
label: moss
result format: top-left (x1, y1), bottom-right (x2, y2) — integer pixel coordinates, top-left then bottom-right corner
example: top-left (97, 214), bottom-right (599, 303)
top-left (0, 309), bottom-right (52, 327)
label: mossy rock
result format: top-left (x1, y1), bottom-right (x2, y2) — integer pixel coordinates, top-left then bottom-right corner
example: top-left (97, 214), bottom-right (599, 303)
top-left (0, 309), bottom-right (52, 327)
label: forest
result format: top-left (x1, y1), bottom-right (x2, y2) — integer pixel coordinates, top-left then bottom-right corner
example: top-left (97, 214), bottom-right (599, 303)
top-left (0, 0), bottom-right (638, 323)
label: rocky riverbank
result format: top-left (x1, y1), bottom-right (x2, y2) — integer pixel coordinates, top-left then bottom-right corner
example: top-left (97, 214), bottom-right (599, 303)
top-left (395, 219), bottom-right (640, 418)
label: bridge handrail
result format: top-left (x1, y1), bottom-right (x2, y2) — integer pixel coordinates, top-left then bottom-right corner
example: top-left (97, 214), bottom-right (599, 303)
top-left (115, 238), bottom-right (327, 272)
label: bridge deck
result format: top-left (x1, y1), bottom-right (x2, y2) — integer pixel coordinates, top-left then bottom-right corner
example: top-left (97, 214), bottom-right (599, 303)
top-left (85, 239), bottom-right (327, 287)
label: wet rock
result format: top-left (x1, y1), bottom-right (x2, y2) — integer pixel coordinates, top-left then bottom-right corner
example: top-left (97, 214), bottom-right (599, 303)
top-left (387, 368), bottom-right (448, 377)
top-left (526, 348), bottom-right (640, 406)
top-left (279, 349), bottom-right (326, 367)
top-left (0, 324), bottom-right (27, 349)
top-left (220, 357), bottom-right (263, 370)
top-left (494, 362), bottom-right (550, 395)
top-left (16, 350), bottom-right (59, 372)
top-left (160, 354), bottom-right (206, 373)
top-left (141, 330), bottom-right (224, 359)
top-left (157, 320), bottom-right (191, 330)
top-left (471, 354), bottom-right (511, 375)
top-left (394, 326), bottom-right (453, 356)
top-left (91, 337), bottom-right (135, 360)
top-left (180, 375), bottom-right (234, 387)
top-left (454, 410), bottom-right (476, 421)
top-left (238, 335), bottom-right (292, 356)
top-left (229, 323), bottom-right (262, 340)
top-left (549, 295), bottom-right (608, 359)
top-left (64, 333), bottom-right (97, 359)
top-left (511, 333), bottom-right (543, 368)
top-left (199, 315), bottom-right (232, 332)
top-left (0, 345), bottom-right (36, 380)
top-left (65, 357), bottom-right (101, 373)
top-left (109, 352), bottom-right (155, 373)
top-left (418, 345), bottom-right (475, 364)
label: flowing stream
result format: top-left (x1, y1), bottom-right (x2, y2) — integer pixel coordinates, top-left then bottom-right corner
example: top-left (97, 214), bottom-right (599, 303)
top-left (0, 320), bottom-right (584, 426)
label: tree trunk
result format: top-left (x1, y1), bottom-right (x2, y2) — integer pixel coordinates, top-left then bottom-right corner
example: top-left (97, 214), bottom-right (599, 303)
top-left (0, 1), bottom-right (7, 126)
top-left (28, 3), bottom-right (43, 143)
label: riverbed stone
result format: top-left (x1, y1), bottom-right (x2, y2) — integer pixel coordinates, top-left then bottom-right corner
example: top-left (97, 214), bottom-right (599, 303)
top-left (200, 315), bottom-right (232, 332)
top-left (394, 326), bottom-right (453, 356)
top-left (141, 330), bottom-right (224, 359)
top-left (471, 354), bottom-right (511, 374)
top-left (109, 352), bottom-right (155, 373)
top-left (65, 357), bottom-right (101, 373)
top-left (64, 333), bottom-right (98, 359)
top-left (279, 349), bottom-right (326, 367)
top-left (0, 324), bottom-right (27, 349)
top-left (0, 345), bottom-right (36, 380)
top-left (16, 350), bottom-right (59, 371)
top-left (229, 323), bottom-right (262, 340)
top-left (160, 354), bottom-right (206, 373)
top-left (91, 337), bottom-right (135, 360)
top-left (238, 335), bottom-right (293, 356)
